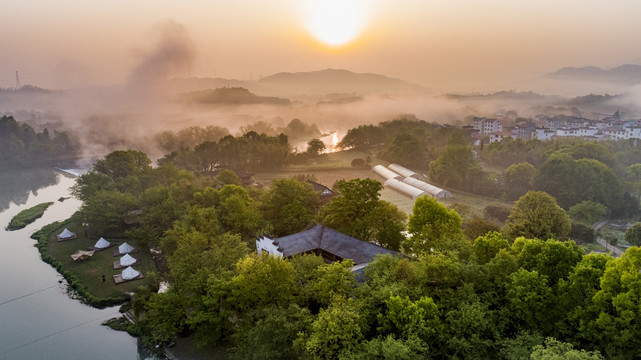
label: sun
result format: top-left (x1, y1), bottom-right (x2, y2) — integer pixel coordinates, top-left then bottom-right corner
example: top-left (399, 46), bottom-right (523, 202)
top-left (302, 0), bottom-right (370, 47)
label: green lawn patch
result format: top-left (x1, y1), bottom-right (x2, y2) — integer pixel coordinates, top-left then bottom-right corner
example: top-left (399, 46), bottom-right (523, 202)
top-left (7, 201), bottom-right (54, 230)
top-left (31, 215), bottom-right (158, 308)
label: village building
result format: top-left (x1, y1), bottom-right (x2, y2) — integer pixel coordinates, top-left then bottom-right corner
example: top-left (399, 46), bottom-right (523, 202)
top-left (256, 224), bottom-right (401, 271)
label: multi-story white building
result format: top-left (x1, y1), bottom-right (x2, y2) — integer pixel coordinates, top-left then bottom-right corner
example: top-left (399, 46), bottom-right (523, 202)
top-left (473, 117), bottom-right (503, 135)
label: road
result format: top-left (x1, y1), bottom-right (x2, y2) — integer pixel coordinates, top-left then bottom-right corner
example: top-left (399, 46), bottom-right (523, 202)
top-left (593, 218), bottom-right (625, 257)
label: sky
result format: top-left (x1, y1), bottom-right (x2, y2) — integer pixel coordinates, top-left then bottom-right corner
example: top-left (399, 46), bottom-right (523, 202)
top-left (2, 0), bottom-right (641, 92)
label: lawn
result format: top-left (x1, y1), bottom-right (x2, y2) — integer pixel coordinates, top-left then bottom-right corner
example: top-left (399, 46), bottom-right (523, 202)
top-left (7, 202), bottom-right (54, 230)
top-left (39, 220), bottom-right (157, 302)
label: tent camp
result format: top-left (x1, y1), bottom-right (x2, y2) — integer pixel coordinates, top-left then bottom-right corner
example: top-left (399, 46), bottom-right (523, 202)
top-left (122, 266), bottom-right (140, 280)
top-left (120, 253), bottom-right (137, 266)
top-left (94, 237), bottom-right (110, 249)
top-left (57, 228), bottom-right (77, 241)
top-left (114, 266), bottom-right (144, 284)
top-left (113, 253), bottom-right (139, 269)
top-left (70, 249), bottom-right (94, 262)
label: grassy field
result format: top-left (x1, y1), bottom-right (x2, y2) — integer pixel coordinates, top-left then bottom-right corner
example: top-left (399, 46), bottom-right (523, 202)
top-left (7, 202), bottom-right (54, 230)
top-left (256, 150), bottom-right (511, 217)
top-left (41, 221), bottom-right (156, 301)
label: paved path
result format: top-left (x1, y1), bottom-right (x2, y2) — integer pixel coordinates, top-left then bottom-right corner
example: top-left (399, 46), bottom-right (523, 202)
top-left (593, 218), bottom-right (625, 257)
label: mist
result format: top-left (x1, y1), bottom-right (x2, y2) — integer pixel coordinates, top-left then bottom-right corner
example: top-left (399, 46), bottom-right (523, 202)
top-left (4, 19), bottom-right (641, 167)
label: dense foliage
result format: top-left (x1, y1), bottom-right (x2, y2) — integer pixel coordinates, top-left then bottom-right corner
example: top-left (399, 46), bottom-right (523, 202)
top-left (0, 115), bottom-right (79, 167)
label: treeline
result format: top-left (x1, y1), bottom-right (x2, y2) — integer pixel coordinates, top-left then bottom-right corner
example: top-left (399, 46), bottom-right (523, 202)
top-left (0, 115), bottom-right (79, 167)
top-left (70, 147), bottom-right (641, 359)
top-left (339, 117), bottom-right (641, 214)
top-left (153, 118), bottom-right (321, 155)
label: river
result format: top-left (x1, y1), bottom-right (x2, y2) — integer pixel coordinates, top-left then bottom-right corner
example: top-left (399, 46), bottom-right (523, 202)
top-left (0, 168), bottom-right (159, 360)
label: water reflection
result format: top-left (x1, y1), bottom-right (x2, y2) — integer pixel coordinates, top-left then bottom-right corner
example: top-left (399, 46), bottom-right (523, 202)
top-left (0, 168), bottom-right (161, 360)
top-left (0, 168), bottom-right (59, 212)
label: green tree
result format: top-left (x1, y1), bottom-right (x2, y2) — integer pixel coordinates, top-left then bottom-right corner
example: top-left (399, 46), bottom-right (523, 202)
top-left (405, 195), bottom-right (465, 255)
top-left (93, 150), bottom-right (151, 179)
top-left (530, 338), bottom-right (604, 360)
top-left (568, 201), bottom-right (606, 225)
top-left (534, 154), bottom-right (622, 209)
top-left (512, 237), bottom-right (584, 285)
top-left (463, 216), bottom-right (501, 241)
top-left (306, 138), bottom-right (326, 157)
top-left (624, 222), bottom-right (641, 246)
top-left (472, 231), bottom-right (510, 265)
top-left (429, 144), bottom-right (482, 189)
top-left (504, 191), bottom-right (571, 240)
top-left (569, 221), bottom-right (596, 243)
top-left (381, 133), bottom-right (427, 169)
top-left (318, 178), bottom-right (406, 250)
top-left (231, 304), bottom-right (313, 360)
top-left (504, 162), bottom-right (536, 200)
top-left (505, 269), bottom-right (553, 331)
top-left (230, 253), bottom-right (296, 311)
top-left (80, 190), bottom-right (137, 236)
top-left (377, 294), bottom-right (441, 340)
top-left (301, 296), bottom-right (364, 360)
top-left (261, 178), bottom-right (320, 236)
top-left (215, 169), bottom-right (242, 186)
top-left (589, 247), bottom-right (641, 358)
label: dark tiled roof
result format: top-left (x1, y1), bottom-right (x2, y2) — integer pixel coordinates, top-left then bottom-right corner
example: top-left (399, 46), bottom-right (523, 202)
top-left (274, 224), bottom-right (399, 265)
top-left (306, 180), bottom-right (337, 196)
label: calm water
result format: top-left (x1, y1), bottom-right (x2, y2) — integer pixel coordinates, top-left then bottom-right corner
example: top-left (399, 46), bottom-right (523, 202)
top-left (0, 169), bottom-right (159, 360)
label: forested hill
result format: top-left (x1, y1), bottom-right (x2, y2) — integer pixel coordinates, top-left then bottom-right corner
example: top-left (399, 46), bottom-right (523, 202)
top-left (178, 87), bottom-right (291, 106)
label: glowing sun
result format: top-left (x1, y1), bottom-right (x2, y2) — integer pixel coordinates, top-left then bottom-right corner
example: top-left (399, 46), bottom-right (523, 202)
top-left (302, 0), bottom-right (370, 47)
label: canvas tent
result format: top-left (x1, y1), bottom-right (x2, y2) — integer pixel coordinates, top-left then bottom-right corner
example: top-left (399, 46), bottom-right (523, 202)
top-left (94, 237), bottom-right (110, 249)
top-left (57, 228), bottom-right (77, 241)
top-left (118, 242), bottom-right (135, 254)
top-left (119, 254), bottom-right (137, 267)
top-left (71, 249), bottom-right (94, 261)
top-left (59, 228), bottom-right (76, 239)
top-left (121, 266), bottom-right (140, 280)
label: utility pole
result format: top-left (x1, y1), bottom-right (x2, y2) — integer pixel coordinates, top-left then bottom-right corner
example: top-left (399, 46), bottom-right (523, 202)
top-left (15, 71), bottom-right (21, 89)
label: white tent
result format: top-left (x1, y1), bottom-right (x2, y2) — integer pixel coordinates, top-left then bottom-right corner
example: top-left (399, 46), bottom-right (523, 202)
top-left (94, 237), bottom-right (110, 249)
top-left (119, 253), bottom-right (137, 267)
top-left (121, 266), bottom-right (140, 280)
top-left (58, 228), bottom-right (76, 239)
top-left (118, 242), bottom-right (135, 254)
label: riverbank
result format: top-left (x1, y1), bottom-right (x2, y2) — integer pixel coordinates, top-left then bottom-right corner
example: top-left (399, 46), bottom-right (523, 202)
top-left (31, 215), bottom-right (158, 308)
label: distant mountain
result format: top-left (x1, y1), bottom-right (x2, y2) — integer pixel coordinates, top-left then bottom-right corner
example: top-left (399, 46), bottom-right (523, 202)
top-left (178, 87), bottom-right (291, 106)
top-left (547, 64), bottom-right (641, 85)
top-left (258, 69), bottom-right (426, 96)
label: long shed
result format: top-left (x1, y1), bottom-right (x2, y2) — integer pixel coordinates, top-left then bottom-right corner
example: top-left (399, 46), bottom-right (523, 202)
top-left (384, 178), bottom-right (428, 199)
top-left (373, 165), bottom-right (403, 180)
top-left (402, 177), bottom-right (453, 199)
top-left (388, 163), bottom-right (422, 179)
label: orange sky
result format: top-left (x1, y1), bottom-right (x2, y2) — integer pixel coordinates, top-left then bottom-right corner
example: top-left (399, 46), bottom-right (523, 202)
top-left (2, 0), bottom-right (641, 92)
